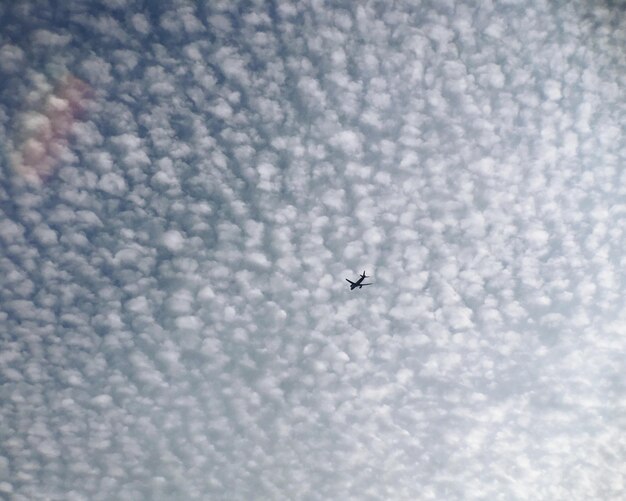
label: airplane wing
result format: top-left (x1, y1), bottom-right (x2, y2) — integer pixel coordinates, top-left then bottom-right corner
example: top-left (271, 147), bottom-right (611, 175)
top-left (360, 283), bottom-right (373, 286)
top-left (346, 279), bottom-right (355, 285)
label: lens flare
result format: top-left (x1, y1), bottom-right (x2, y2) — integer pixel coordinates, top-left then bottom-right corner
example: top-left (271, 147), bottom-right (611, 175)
top-left (11, 75), bottom-right (91, 184)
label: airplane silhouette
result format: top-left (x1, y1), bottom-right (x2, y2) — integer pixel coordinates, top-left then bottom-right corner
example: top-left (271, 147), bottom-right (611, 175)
top-left (346, 271), bottom-right (373, 290)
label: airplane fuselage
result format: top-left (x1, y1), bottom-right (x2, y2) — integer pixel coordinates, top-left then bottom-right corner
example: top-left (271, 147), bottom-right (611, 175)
top-left (351, 276), bottom-right (365, 289)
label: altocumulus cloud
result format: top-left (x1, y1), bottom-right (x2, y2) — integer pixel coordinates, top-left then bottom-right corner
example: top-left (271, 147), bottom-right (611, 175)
top-left (1, 0), bottom-right (625, 500)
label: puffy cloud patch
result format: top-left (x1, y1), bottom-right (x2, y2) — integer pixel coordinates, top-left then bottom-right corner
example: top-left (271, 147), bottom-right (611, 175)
top-left (0, 0), bottom-right (625, 500)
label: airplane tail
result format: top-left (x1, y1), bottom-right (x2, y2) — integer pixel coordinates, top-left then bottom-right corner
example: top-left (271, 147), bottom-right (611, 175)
top-left (361, 271), bottom-right (369, 278)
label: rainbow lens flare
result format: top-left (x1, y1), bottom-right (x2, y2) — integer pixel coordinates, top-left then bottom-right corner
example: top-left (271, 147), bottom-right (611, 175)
top-left (10, 75), bottom-right (91, 184)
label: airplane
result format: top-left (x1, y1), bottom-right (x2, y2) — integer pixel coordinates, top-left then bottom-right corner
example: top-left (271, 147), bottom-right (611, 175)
top-left (346, 271), bottom-right (373, 290)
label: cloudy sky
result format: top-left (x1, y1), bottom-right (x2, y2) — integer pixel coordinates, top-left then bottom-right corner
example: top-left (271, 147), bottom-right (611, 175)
top-left (1, 0), bottom-right (625, 499)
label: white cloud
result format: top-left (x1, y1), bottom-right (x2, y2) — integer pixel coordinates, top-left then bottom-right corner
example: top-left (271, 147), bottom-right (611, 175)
top-left (161, 229), bottom-right (185, 252)
top-left (131, 13), bottom-right (150, 35)
top-left (97, 172), bottom-right (127, 196)
top-left (80, 55), bottom-right (113, 86)
top-left (0, 43), bottom-right (24, 73)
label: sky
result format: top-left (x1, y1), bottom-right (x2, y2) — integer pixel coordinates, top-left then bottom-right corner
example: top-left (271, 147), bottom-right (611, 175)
top-left (0, 0), bottom-right (625, 499)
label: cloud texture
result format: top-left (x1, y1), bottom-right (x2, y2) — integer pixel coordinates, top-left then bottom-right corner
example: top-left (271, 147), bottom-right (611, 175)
top-left (1, 0), bottom-right (625, 499)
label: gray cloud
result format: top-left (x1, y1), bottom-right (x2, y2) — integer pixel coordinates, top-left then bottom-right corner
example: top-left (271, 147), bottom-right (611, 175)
top-left (1, 0), bottom-right (625, 499)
